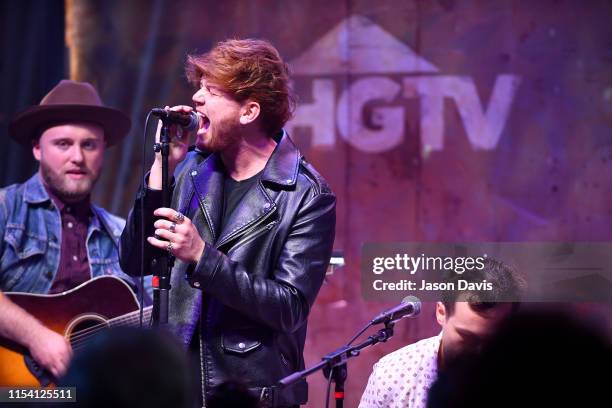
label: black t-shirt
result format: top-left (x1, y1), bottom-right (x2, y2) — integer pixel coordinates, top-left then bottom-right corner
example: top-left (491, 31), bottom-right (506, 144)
top-left (222, 170), bottom-right (262, 229)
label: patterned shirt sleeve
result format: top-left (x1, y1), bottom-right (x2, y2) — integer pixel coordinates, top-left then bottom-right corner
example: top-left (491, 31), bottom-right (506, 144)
top-left (359, 360), bottom-right (386, 407)
top-left (358, 334), bottom-right (442, 408)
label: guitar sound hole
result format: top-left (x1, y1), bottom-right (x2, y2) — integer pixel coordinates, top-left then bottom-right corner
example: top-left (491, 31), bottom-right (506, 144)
top-left (67, 315), bottom-right (109, 350)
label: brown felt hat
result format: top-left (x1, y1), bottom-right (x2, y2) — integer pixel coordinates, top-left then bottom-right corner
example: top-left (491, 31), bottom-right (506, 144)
top-left (8, 80), bottom-right (131, 147)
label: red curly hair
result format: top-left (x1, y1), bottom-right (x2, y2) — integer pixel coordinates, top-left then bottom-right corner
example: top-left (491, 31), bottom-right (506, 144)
top-left (185, 38), bottom-right (295, 135)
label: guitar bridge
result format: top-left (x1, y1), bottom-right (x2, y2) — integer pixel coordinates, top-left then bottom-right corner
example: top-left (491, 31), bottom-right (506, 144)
top-left (24, 355), bottom-right (53, 387)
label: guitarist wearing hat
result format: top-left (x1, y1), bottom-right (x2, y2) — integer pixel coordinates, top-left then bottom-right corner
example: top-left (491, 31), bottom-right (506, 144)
top-left (0, 80), bottom-right (141, 381)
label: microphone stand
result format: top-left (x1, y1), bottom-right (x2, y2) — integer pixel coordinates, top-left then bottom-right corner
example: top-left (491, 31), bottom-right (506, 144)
top-left (151, 118), bottom-right (174, 326)
top-left (276, 320), bottom-right (396, 408)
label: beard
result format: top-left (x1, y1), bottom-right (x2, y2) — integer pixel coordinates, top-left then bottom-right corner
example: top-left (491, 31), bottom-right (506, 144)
top-left (40, 160), bottom-right (99, 202)
top-left (197, 115), bottom-right (242, 153)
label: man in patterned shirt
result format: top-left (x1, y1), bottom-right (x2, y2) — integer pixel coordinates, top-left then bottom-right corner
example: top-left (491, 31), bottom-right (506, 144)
top-left (359, 258), bottom-right (524, 408)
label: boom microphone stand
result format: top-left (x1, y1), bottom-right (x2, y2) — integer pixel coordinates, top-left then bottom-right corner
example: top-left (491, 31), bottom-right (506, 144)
top-left (277, 320), bottom-right (396, 408)
top-left (273, 297), bottom-right (421, 407)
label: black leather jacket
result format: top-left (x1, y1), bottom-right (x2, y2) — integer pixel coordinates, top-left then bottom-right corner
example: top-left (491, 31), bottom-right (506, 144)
top-left (120, 132), bottom-right (336, 406)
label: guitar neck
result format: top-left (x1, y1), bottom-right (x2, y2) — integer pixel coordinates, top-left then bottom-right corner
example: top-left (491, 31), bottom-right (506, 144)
top-left (107, 306), bottom-right (154, 328)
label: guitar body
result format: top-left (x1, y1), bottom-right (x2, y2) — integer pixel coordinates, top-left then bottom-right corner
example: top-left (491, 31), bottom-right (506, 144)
top-left (0, 276), bottom-right (143, 386)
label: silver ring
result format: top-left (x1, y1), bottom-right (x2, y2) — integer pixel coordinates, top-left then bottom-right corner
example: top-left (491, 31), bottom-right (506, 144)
top-left (174, 212), bottom-right (185, 224)
top-left (169, 222), bottom-right (176, 233)
top-left (166, 242), bottom-right (174, 253)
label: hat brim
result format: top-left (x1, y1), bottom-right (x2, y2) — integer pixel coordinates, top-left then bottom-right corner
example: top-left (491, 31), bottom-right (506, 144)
top-left (9, 104), bottom-right (131, 147)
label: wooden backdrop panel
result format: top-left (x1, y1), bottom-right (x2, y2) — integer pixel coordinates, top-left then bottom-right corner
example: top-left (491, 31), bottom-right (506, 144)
top-left (67, 1), bottom-right (612, 406)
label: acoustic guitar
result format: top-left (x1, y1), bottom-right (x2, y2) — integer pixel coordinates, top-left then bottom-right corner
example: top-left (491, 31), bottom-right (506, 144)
top-left (0, 276), bottom-right (152, 386)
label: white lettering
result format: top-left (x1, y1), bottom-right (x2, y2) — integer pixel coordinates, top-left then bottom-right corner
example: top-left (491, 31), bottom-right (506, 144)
top-left (287, 79), bottom-right (336, 148)
top-left (337, 77), bottom-right (404, 153)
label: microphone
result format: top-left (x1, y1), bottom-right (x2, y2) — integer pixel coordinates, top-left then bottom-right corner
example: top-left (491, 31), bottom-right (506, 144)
top-left (151, 108), bottom-right (200, 132)
top-left (371, 296), bottom-right (421, 324)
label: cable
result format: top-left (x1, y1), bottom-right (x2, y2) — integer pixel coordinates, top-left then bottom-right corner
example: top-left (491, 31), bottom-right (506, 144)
top-left (140, 111), bottom-right (154, 328)
top-left (328, 318), bottom-right (375, 406)
top-left (325, 365), bottom-right (333, 408)
top-left (346, 321), bottom-right (372, 346)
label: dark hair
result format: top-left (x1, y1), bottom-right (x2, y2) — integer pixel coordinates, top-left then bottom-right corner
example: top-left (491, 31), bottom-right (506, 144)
top-left (441, 258), bottom-right (525, 316)
top-left (427, 309), bottom-right (612, 408)
top-left (185, 38), bottom-right (295, 135)
top-left (59, 327), bottom-right (195, 408)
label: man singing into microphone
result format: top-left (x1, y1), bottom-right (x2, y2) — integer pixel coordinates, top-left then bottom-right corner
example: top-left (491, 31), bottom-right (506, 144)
top-left (120, 38), bottom-right (336, 407)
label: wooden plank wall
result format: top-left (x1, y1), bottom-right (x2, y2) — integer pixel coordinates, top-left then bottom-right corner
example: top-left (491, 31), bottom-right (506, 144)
top-left (67, 1), bottom-right (612, 406)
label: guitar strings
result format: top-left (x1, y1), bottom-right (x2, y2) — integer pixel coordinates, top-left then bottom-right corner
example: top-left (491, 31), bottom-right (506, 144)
top-left (70, 315), bottom-right (152, 349)
top-left (67, 307), bottom-right (153, 348)
top-left (69, 311), bottom-right (153, 350)
top-left (68, 308), bottom-right (153, 344)
top-left (68, 307), bottom-right (153, 342)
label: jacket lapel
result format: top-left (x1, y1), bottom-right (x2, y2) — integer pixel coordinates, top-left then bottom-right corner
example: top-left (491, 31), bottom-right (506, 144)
top-left (216, 131), bottom-right (300, 249)
top-left (215, 181), bottom-right (276, 248)
top-left (189, 154), bottom-right (224, 243)
top-left (187, 131), bottom-right (301, 249)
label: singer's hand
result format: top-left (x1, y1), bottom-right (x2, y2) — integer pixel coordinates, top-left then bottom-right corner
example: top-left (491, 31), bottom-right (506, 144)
top-left (147, 207), bottom-right (206, 265)
top-left (149, 105), bottom-right (196, 190)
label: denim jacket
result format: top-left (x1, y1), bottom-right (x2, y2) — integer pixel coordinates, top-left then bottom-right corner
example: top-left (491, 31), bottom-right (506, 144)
top-left (0, 173), bottom-right (139, 295)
